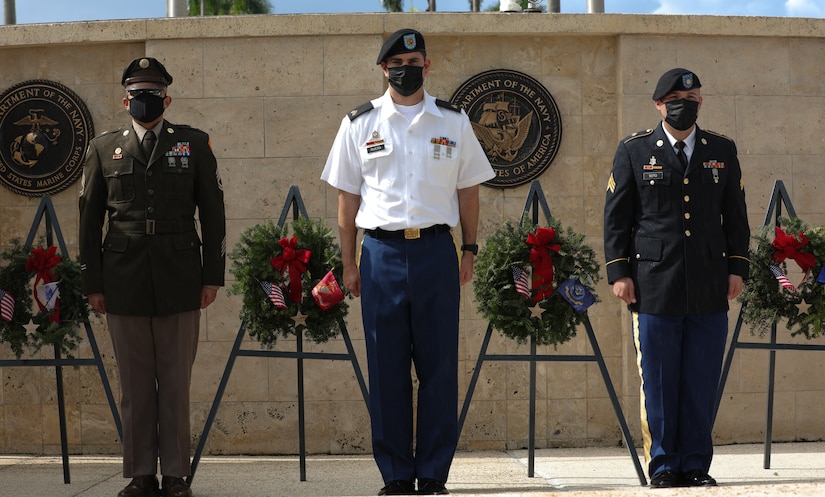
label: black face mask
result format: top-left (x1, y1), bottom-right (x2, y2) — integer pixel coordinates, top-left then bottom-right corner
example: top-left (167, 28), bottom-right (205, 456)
top-left (664, 98), bottom-right (699, 131)
top-left (387, 65), bottom-right (424, 97)
top-left (128, 94), bottom-right (165, 123)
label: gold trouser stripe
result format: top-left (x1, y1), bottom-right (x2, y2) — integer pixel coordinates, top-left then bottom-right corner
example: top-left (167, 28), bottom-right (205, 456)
top-left (632, 311), bottom-right (653, 470)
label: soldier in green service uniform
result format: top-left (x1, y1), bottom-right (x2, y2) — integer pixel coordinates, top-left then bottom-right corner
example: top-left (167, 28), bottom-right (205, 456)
top-left (79, 57), bottom-right (226, 497)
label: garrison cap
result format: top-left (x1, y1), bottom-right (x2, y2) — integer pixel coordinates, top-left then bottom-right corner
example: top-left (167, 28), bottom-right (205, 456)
top-left (121, 57), bottom-right (173, 88)
top-left (376, 28), bottom-right (426, 65)
top-left (652, 68), bottom-right (701, 100)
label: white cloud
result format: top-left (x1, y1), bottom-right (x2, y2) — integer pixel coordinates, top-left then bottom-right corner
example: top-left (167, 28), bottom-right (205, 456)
top-left (786, 0), bottom-right (825, 17)
top-left (652, 0), bottom-right (794, 16)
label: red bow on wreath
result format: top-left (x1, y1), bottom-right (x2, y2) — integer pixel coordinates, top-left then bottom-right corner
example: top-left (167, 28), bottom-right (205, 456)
top-left (270, 237), bottom-right (312, 303)
top-left (526, 227), bottom-right (561, 302)
top-left (25, 246), bottom-right (62, 323)
top-left (771, 226), bottom-right (817, 274)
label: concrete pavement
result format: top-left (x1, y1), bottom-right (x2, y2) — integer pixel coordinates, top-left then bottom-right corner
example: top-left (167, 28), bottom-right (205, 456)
top-left (3, 442), bottom-right (825, 496)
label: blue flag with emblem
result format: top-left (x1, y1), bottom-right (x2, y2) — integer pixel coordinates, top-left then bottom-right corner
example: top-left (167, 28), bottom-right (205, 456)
top-left (558, 278), bottom-right (595, 313)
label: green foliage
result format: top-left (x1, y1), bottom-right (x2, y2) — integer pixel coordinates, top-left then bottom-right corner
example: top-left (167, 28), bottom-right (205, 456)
top-left (473, 217), bottom-right (600, 347)
top-left (188, 0), bottom-right (271, 16)
top-left (0, 239), bottom-right (88, 358)
top-left (739, 217), bottom-right (825, 339)
top-left (382, 0), bottom-right (403, 12)
top-left (229, 217), bottom-right (348, 346)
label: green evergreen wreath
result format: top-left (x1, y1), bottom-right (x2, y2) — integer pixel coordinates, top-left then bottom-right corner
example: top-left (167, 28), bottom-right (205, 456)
top-left (474, 217), bottom-right (600, 347)
top-left (228, 217), bottom-right (348, 346)
top-left (0, 239), bottom-right (87, 358)
top-left (739, 217), bottom-right (825, 339)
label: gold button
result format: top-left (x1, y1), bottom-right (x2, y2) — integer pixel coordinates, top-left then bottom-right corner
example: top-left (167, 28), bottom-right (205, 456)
top-left (685, 230), bottom-right (692, 237)
top-left (684, 213), bottom-right (691, 220)
top-left (650, 180), bottom-right (655, 185)
top-left (684, 195), bottom-right (690, 202)
top-left (683, 178), bottom-right (689, 185)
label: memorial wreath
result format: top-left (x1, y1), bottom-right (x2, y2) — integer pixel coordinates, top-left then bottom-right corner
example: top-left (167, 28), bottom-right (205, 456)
top-left (0, 239), bottom-right (88, 358)
top-left (229, 217), bottom-right (348, 346)
top-left (739, 217), bottom-right (825, 339)
top-left (474, 217), bottom-right (600, 347)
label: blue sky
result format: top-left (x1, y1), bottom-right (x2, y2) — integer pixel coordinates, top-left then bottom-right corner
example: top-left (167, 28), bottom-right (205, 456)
top-left (9, 0), bottom-right (824, 23)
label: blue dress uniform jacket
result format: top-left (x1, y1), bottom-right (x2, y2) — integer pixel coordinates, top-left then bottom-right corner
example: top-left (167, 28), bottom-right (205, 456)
top-left (604, 123), bottom-right (749, 315)
top-left (79, 120), bottom-right (226, 316)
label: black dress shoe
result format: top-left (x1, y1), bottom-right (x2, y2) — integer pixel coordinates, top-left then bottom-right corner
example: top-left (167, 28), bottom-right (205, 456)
top-left (649, 470), bottom-right (679, 488)
top-left (378, 480), bottom-right (416, 495)
top-left (118, 475), bottom-right (159, 497)
top-left (683, 469), bottom-right (717, 487)
top-left (417, 478), bottom-right (449, 495)
top-left (161, 476), bottom-right (193, 497)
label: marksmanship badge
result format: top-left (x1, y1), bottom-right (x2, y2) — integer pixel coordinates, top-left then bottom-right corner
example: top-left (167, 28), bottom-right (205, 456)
top-left (0, 80), bottom-right (94, 196)
top-left (450, 69), bottom-right (562, 188)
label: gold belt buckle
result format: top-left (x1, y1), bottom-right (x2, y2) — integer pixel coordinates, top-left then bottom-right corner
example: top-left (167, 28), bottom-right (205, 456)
top-left (404, 228), bottom-right (420, 240)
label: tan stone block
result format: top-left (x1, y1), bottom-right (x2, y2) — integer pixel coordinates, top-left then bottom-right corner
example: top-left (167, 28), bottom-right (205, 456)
top-left (300, 352), bottom-right (368, 403)
top-left (459, 36), bottom-right (502, 77)
top-left (323, 36), bottom-right (384, 97)
top-left (506, 398), bottom-right (548, 449)
top-left (202, 37), bottom-right (324, 98)
top-left (146, 39), bottom-right (205, 99)
top-left (201, 401), bottom-right (300, 455)
top-left (547, 397), bottom-right (587, 441)
top-left (167, 97), bottom-right (265, 159)
top-left (586, 397), bottom-right (623, 444)
top-left (545, 362), bottom-right (587, 400)
top-left (540, 37), bottom-right (584, 80)
top-left (713, 391), bottom-right (794, 445)
top-left (586, 358), bottom-right (623, 402)
top-left (790, 39), bottom-right (825, 97)
top-left (5, 404), bottom-right (43, 451)
top-left (263, 95), bottom-right (365, 159)
top-left (80, 403), bottom-right (122, 447)
top-left (42, 401), bottom-right (81, 446)
top-left (461, 400), bottom-right (507, 443)
top-left (790, 155), bottom-right (825, 216)
top-left (324, 400), bottom-right (372, 454)
top-left (583, 74), bottom-right (617, 117)
top-left (794, 391), bottom-right (825, 441)
top-left (3, 367), bottom-right (43, 404)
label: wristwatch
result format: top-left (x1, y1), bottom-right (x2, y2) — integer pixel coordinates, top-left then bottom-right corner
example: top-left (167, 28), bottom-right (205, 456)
top-left (460, 244), bottom-right (479, 255)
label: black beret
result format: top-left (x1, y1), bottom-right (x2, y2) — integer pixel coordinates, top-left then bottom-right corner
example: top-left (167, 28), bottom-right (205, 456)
top-left (376, 29), bottom-right (426, 65)
top-left (652, 68), bottom-right (701, 100)
top-left (121, 57), bottom-right (173, 88)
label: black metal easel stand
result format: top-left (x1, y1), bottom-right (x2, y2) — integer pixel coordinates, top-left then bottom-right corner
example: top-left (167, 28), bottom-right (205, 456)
top-left (714, 179), bottom-right (825, 469)
top-left (0, 194), bottom-right (122, 483)
top-left (188, 186), bottom-right (370, 484)
top-left (458, 180), bottom-right (647, 486)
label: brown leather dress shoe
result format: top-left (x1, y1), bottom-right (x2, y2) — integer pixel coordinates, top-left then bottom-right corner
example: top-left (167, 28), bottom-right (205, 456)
top-left (117, 475), bottom-right (159, 497)
top-left (161, 476), bottom-right (193, 497)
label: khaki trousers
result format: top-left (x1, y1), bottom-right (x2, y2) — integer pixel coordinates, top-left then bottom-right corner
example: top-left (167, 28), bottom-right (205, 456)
top-left (108, 310), bottom-right (200, 478)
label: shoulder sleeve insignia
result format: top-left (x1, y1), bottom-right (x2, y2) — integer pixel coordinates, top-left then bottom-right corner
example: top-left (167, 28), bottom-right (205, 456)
top-left (348, 102), bottom-right (375, 121)
top-left (435, 99), bottom-right (461, 112)
top-left (623, 129), bottom-right (654, 144)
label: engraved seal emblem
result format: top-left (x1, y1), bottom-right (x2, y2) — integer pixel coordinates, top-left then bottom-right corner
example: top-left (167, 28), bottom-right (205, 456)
top-left (450, 69), bottom-right (562, 188)
top-left (0, 80), bottom-right (94, 196)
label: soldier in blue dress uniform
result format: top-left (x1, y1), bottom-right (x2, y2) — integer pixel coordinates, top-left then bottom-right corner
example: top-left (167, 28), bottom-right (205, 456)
top-left (603, 68), bottom-right (750, 488)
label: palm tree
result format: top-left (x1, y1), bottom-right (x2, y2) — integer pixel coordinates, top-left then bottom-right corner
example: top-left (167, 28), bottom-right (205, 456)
top-left (189, 0), bottom-right (272, 16)
top-left (382, 0), bottom-right (403, 12)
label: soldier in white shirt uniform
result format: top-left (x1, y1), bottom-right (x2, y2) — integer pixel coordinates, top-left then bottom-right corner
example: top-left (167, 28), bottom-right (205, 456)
top-left (321, 29), bottom-right (494, 496)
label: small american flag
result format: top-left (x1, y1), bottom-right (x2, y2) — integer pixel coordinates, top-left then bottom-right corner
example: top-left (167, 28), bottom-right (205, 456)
top-left (769, 265), bottom-right (796, 292)
top-left (0, 288), bottom-right (14, 323)
top-left (512, 265), bottom-right (531, 298)
top-left (260, 280), bottom-right (287, 309)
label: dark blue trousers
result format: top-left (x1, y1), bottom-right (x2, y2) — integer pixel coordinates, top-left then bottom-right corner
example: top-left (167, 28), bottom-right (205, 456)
top-left (359, 231), bottom-right (459, 484)
top-left (632, 312), bottom-right (727, 477)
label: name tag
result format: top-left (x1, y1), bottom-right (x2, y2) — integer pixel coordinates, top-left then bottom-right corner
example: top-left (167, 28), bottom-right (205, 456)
top-left (643, 171), bottom-right (663, 181)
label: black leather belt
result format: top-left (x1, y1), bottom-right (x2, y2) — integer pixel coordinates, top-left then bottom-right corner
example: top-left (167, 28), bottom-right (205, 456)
top-left (364, 224), bottom-right (450, 240)
top-left (109, 219), bottom-right (194, 235)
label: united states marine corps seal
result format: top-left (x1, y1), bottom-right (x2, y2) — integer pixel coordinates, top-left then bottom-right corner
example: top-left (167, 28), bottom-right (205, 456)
top-left (451, 69), bottom-right (562, 188)
top-left (0, 80), bottom-right (94, 196)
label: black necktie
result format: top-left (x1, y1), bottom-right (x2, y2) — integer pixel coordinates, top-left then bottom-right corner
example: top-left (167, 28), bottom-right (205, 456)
top-left (675, 140), bottom-right (688, 169)
top-left (142, 130), bottom-right (156, 160)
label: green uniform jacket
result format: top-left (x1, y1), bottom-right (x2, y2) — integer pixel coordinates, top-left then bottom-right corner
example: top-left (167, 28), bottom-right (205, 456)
top-left (79, 120), bottom-right (226, 316)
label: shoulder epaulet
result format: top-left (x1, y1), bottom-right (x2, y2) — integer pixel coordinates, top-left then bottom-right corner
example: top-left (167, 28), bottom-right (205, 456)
top-left (348, 102), bottom-right (374, 121)
top-left (436, 99), bottom-right (461, 113)
top-left (623, 129), bottom-right (654, 144)
top-left (703, 129), bottom-right (734, 142)
top-left (172, 123), bottom-right (207, 135)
